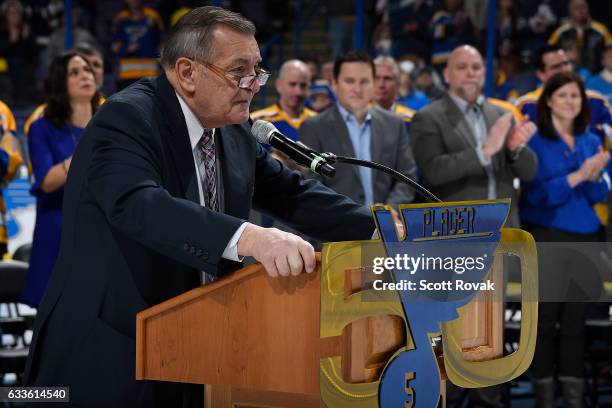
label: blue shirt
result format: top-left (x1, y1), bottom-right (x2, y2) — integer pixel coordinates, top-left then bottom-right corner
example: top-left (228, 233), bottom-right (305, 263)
top-left (398, 90), bottom-right (429, 111)
top-left (586, 73), bottom-right (612, 107)
top-left (520, 130), bottom-right (610, 234)
top-left (337, 103), bottom-right (374, 206)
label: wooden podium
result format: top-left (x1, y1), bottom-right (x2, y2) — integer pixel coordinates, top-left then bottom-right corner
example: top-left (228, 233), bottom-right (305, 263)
top-left (135, 255), bottom-right (504, 407)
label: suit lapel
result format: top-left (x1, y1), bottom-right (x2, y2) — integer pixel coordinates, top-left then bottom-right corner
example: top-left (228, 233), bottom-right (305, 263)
top-left (443, 94), bottom-right (477, 148)
top-left (329, 106), bottom-right (356, 156)
top-left (370, 108), bottom-right (383, 164)
top-left (482, 100), bottom-right (502, 170)
top-left (370, 108), bottom-right (384, 186)
top-left (216, 126), bottom-right (241, 217)
top-left (482, 101), bottom-right (498, 138)
top-left (155, 73), bottom-right (200, 204)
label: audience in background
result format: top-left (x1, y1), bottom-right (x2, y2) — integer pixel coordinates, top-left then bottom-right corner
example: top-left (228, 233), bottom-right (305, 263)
top-left (411, 45), bottom-right (536, 231)
top-left (111, 0), bottom-right (164, 90)
top-left (516, 45), bottom-right (611, 151)
top-left (0, 99), bottom-right (24, 256)
top-left (73, 42), bottom-right (105, 92)
top-left (548, 0), bottom-right (611, 74)
top-left (496, 0), bottom-right (522, 58)
top-left (371, 21), bottom-right (392, 57)
top-left (24, 43), bottom-right (105, 137)
top-left (387, 0), bottom-right (436, 61)
top-left (300, 51), bottom-right (417, 207)
top-left (494, 67), bottom-right (520, 103)
top-left (499, 52), bottom-right (536, 96)
top-left (397, 60), bottom-right (430, 111)
top-left (430, 0), bottom-right (476, 70)
top-left (563, 40), bottom-right (592, 82)
top-left (586, 44), bottom-right (612, 107)
top-left (516, 44), bottom-right (611, 246)
top-left (410, 46), bottom-right (537, 406)
top-left (302, 57), bottom-right (319, 82)
top-left (251, 59), bottom-right (317, 231)
top-left (307, 80), bottom-right (334, 113)
top-left (251, 60), bottom-right (314, 142)
top-left (520, 72), bottom-right (609, 408)
top-left (319, 60), bottom-right (334, 82)
top-left (373, 55), bottom-right (415, 131)
top-left (0, 0), bottom-right (37, 107)
top-left (327, 2), bottom-right (363, 59)
top-left (20, 52), bottom-right (102, 307)
top-left (46, 7), bottom-right (97, 67)
top-left (413, 65), bottom-right (445, 101)
top-left (251, 59), bottom-right (315, 171)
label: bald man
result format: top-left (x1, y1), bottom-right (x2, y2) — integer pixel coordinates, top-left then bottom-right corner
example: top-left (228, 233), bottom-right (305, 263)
top-left (251, 59), bottom-right (316, 142)
top-left (250, 60), bottom-right (318, 228)
top-left (411, 45), bottom-right (537, 227)
top-left (411, 44), bottom-right (538, 407)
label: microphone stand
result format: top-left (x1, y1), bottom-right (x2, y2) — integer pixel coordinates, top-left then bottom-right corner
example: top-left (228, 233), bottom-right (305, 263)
top-left (319, 153), bottom-right (443, 360)
top-left (319, 153), bottom-right (442, 203)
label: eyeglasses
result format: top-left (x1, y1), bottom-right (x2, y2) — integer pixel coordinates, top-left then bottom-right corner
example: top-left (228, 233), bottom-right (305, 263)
top-left (194, 59), bottom-right (270, 89)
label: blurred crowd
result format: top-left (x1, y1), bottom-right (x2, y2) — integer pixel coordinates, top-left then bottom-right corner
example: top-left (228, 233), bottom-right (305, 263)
top-left (0, 0), bottom-right (609, 108)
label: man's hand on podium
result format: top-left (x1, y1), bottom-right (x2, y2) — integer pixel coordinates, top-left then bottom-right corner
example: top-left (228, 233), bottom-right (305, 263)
top-left (237, 224), bottom-right (316, 278)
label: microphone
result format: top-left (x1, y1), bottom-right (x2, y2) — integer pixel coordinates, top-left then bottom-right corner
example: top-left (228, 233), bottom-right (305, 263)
top-left (251, 120), bottom-right (336, 177)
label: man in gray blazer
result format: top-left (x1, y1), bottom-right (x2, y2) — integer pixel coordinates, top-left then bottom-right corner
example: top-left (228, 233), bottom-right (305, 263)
top-left (411, 45), bottom-right (538, 228)
top-left (411, 44), bottom-right (537, 407)
top-left (300, 51), bottom-right (417, 207)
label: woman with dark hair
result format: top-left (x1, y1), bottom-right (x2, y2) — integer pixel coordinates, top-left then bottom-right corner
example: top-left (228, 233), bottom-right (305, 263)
top-left (20, 52), bottom-right (101, 307)
top-left (520, 71), bottom-right (609, 407)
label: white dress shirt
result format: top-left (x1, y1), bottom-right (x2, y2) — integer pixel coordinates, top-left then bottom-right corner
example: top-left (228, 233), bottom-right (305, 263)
top-left (176, 92), bottom-right (247, 262)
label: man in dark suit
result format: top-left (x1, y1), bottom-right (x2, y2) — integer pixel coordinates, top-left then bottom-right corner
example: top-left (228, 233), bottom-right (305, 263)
top-left (300, 51), bottom-right (417, 207)
top-left (411, 44), bottom-right (537, 407)
top-left (411, 45), bottom-right (538, 229)
top-left (23, 7), bottom-right (374, 407)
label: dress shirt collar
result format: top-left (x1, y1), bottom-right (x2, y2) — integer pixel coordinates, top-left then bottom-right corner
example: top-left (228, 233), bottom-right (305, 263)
top-left (337, 103), bottom-right (372, 125)
top-left (449, 92), bottom-right (485, 113)
top-left (175, 91), bottom-right (215, 150)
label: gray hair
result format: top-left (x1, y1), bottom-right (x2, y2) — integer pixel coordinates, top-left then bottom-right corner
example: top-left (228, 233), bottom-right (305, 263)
top-left (74, 42), bottom-right (102, 57)
top-left (373, 55), bottom-right (400, 79)
top-left (160, 6), bottom-right (256, 69)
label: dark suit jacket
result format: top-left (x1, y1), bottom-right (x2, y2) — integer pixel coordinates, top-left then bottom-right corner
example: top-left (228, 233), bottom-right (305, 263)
top-left (23, 74), bottom-right (374, 407)
top-left (410, 93), bottom-right (538, 227)
top-left (299, 105), bottom-right (417, 205)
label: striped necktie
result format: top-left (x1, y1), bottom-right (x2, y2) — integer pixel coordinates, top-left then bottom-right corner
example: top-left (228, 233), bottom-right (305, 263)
top-left (195, 129), bottom-right (218, 285)
top-left (195, 128), bottom-right (218, 212)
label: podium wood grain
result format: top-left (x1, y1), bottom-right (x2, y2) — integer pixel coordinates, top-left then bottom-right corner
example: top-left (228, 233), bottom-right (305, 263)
top-left (135, 253), bottom-right (504, 407)
top-left (136, 260), bottom-right (322, 395)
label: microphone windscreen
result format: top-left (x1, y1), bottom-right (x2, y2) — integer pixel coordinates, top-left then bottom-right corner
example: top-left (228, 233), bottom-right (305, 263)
top-left (251, 120), bottom-right (277, 144)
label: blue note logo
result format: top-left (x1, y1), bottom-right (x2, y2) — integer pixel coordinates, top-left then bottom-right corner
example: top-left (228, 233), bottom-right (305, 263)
top-left (373, 200), bottom-right (509, 407)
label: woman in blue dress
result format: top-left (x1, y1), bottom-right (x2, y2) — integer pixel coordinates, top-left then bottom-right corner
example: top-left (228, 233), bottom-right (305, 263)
top-left (20, 51), bottom-right (102, 307)
top-left (520, 72), bottom-right (610, 407)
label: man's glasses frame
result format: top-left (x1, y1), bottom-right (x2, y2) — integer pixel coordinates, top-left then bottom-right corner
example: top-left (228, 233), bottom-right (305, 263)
top-left (193, 59), bottom-right (270, 89)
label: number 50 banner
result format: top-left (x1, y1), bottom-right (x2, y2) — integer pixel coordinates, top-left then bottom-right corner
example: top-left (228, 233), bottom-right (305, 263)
top-left (319, 199), bottom-right (538, 407)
